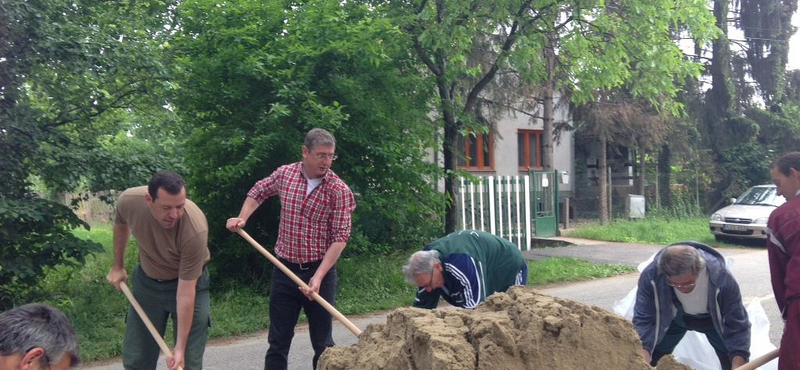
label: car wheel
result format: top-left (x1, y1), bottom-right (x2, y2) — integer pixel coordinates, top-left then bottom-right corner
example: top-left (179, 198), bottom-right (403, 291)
top-left (714, 235), bottom-right (728, 243)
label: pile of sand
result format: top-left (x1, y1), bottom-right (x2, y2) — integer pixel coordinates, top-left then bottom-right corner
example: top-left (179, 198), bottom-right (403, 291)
top-left (318, 286), bottom-right (689, 370)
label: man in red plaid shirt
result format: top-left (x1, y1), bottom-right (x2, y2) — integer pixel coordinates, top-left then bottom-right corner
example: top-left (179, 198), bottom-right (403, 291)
top-left (226, 128), bottom-right (356, 370)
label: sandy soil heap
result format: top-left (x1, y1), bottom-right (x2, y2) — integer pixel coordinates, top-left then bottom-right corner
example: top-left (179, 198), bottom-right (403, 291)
top-left (318, 286), bottom-right (690, 370)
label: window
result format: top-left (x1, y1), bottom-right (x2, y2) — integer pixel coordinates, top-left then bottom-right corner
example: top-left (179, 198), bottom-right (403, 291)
top-left (458, 132), bottom-right (494, 170)
top-left (518, 130), bottom-right (542, 169)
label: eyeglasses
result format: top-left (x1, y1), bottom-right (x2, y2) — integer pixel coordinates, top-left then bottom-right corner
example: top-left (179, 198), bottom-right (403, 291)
top-left (418, 267), bottom-right (435, 290)
top-left (667, 279), bottom-right (697, 289)
top-left (311, 151), bottom-right (337, 161)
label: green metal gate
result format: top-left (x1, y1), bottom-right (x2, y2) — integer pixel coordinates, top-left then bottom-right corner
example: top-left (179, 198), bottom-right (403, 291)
top-left (531, 170), bottom-right (559, 237)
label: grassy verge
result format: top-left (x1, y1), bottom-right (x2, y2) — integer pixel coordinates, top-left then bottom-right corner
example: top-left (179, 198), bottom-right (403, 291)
top-left (528, 257), bottom-right (635, 285)
top-left (35, 224), bottom-right (632, 362)
top-left (337, 252), bottom-right (418, 314)
top-left (565, 216), bottom-right (746, 247)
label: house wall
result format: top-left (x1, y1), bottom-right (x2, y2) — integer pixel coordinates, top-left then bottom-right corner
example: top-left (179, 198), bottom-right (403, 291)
top-left (491, 104), bottom-right (574, 194)
top-left (425, 97), bottom-right (576, 221)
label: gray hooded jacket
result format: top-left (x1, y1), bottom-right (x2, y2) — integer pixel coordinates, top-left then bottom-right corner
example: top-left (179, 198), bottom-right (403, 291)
top-left (632, 241), bottom-right (751, 361)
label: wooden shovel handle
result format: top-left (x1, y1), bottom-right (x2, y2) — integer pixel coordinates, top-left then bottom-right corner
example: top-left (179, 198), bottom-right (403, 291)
top-left (236, 229), bottom-right (362, 336)
top-left (733, 348), bottom-right (779, 370)
top-left (119, 282), bottom-right (184, 370)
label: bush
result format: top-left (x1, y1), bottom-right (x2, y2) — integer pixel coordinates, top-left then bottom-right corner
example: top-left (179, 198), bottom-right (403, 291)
top-left (0, 195), bottom-right (102, 310)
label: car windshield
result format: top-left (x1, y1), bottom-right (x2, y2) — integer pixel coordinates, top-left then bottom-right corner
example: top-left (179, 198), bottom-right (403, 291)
top-left (735, 186), bottom-right (785, 207)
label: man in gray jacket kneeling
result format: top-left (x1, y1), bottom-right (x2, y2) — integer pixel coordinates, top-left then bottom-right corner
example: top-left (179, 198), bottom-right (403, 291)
top-left (633, 241), bottom-right (750, 369)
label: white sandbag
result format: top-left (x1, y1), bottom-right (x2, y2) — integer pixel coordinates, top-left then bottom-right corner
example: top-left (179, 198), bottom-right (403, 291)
top-left (745, 298), bottom-right (778, 370)
top-left (673, 331), bottom-right (725, 370)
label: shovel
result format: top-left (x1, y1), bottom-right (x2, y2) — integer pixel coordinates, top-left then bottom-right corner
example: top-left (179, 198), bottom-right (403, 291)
top-left (236, 229), bottom-right (362, 337)
top-left (119, 282), bottom-right (184, 370)
top-left (732, 348), bottom-right (779, 370)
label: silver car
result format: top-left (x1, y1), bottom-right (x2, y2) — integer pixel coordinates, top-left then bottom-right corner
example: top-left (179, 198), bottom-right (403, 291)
top-left (709, 184), bottom-right (785, 241)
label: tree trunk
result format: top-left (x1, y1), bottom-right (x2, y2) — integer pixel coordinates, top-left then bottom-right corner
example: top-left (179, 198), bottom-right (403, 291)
top-left (599, 136), bottom-right (609, 224)
top-left (608, 165), bottom-right (613, 220)
top-left (542, 33), bottom-right (556, 170)
top-left (443, 122), bottom-right (459, 233)
top-left (703, 0), bottom-right (736, 155)
top-left (658, 145), bottom-right (672, 209)
top-left (637, 149), bottom-right (646, 195)
top-left (709, 0), bottom-right (733, 119)
top-left (704, 0), bottom-right (738, 208)
top-left (429, 51), bottom-right (460, 234)
top-left (655, 161), bottom-right (660, 208)
top-left (695, 163), bottom-right (700, 210)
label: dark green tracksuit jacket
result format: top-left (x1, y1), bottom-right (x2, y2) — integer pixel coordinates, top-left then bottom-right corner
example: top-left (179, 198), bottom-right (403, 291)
top-left (413, 230), bottom-right (528, 309)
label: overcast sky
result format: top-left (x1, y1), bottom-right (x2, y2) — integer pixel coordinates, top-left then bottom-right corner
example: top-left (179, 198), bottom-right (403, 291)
top-left (789, 13), bottom-right (800, 70)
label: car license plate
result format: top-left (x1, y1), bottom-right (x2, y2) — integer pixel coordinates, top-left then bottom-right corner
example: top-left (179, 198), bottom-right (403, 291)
top-left (723, 224), bottom-right (747, 231)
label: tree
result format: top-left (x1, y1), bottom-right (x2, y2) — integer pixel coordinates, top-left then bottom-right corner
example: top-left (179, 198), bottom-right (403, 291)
top-left (697, 0), bottom-right (786, 207)
top-left (738, 0), bottom-right (798, 105)
top-left (0, 0), bottom-right (182, 308)
top-left (388, 0), bottom-right (718, 232)
top-left (574, 92), bottom-right (673, 222)
top-left (171, 0), bottom-right (443, 282)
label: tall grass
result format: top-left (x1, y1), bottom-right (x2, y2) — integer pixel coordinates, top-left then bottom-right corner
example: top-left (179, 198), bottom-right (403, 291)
top-left (38, 225), bottom-right (132, 360)
top-left (528, 257), bottom-right (635, 285)
top-left (567, 216), bottom-right (718, 245)
top-left (565, 216), bottom-right (758, 249)
top-left (337, 253), bottom-right (418, 313)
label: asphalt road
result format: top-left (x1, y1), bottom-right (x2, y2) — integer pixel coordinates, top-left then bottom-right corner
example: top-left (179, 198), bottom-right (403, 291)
top-left (79, 239), bottom-right (782, 370)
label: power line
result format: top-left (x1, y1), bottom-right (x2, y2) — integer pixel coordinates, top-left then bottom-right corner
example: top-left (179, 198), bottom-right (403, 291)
top-left (738, 36), bottom-right (791, 42)
top-left (736, 25), bottom-right (797, 33)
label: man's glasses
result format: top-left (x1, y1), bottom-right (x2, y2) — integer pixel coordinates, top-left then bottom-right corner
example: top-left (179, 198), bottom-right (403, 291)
top-left (311, 151), bottom-right (337, 161)
top-left (421, 267), bottom-right (435, 290)
top-left (667, 279), bottom-right (696, 289)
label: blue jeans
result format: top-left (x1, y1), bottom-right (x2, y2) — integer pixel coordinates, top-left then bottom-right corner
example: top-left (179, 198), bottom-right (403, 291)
top-left (264, 261), bottom-right (337, 370)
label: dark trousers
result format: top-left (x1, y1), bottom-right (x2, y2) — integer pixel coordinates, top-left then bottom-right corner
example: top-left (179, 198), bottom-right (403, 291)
top-left (779, 299), bottom-right (800, 370)
top-left (264, 261), bottom-right (337, 370)
top-left (123, 265), bottom-right (210, 370)
top-left (650, 306), bottom-right (731, 370)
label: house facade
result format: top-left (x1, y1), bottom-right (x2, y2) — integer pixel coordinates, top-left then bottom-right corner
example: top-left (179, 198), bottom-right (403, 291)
top-left (429, 98), bottom-right (575, 239)
top-left (453, 101), bottom-right (574, 197)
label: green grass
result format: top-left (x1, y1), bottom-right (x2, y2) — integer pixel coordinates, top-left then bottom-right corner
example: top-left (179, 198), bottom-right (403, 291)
top-left (566, 216), bottom-right (743, 247)
top-left (31, 223), bottom-right (636, 362)
top-left (336, 252), bottom-right (418, 314)
top-left (207, 286), bottom-right (270, 338)
top-left (528, 257), bottom-right (635, 285)
top-left (38, 224), bottom-right (138, 360)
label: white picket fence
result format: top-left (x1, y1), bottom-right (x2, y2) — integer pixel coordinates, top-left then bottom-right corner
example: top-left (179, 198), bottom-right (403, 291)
top-left (457, 175), bottom-right (532, 251)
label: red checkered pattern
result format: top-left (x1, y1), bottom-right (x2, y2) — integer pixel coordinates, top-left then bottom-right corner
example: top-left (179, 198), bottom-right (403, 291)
top-left (247, 162), bottom-right (356, 263)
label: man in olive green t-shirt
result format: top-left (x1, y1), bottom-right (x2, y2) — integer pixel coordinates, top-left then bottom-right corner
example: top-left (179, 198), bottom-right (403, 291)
top-left (106, 171), bottom-right (211, 370)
